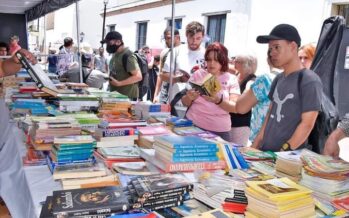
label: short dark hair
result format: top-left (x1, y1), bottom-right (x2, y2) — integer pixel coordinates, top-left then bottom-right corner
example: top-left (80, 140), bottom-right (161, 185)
top-left (163, 26), bottom-right (179, 36)
top-left (154, 55), bottom-right (160, 62)
top-left (204, 42), bottom-right (229, 72)
top-left (186, 21), bottom-right (205, 37)
top-left (0, 41), bottom-right (8, 51)
top-left (81, 53), bottom-right (92, 67)
top-left (64, 37), bottom-right (74, 47)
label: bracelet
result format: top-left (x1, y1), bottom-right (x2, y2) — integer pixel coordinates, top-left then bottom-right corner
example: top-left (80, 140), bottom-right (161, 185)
top-left (215, 95), bottom-right (223, 105)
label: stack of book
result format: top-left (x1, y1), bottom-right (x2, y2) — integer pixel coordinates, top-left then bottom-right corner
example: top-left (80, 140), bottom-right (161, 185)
top-left (134, 102), bottom-right (171, 120)
top-left (136, 125), bottom-right (172, 148)
top-left (49, 186), bottom-right (130, 217)
top-left (12, 98), bottom-right (50, 116)
top-left (239, 147), bottom-right (276, 161)
top-left (71, 113), bottom-right (101, 133)
top-left (94, 145), bottom-right (143, 168)
top-left (29, 117), bottom-right (81, 150)
top-left (98, 100), bottom-right (132, 117)
top-left (49, 135), bottom-right (96, 165)
top-left (300, 149), bottom-right (349, 209)
top-left (22, 148), bottom-right (47, 166)
top-left (95, 126), bottom-right (138, 147)
top-left (245, 177), bottom-right (315, 218)
top-left (192, 171), bottom-right (245, 210)
top-left (165, 117), bottom-right (193, 128)
top-left (124, 174), bottom-right (193, 211)
top-left (112, 161), bottom-right (160, 176)
top-left (57, 94), bottom-right (100, 112)
top-left (149, 135), bottom-right (225, 172)
top-left (275, 150), bottom-right (303, 182)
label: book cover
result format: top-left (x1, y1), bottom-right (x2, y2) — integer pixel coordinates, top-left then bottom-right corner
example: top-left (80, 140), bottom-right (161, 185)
top-left (112, 161), bottom-right (160, 176)
top-left (131, 174), bottom-right (193, 199)
top-left (40, 196), bottom-right (53, 218)
top-left (52, 186), bottom-right (129, 217)
top-left (246, 177), bottom-right (312, 201)
top-left (15, 51), bottom-right (60, 96)
top-left (96, 128), bottom-right (136, 137)
top-left (171, 199), bottom-right (211, 217)
top-left (98, 145), bottom-right (140, 158)
top-left (184, 209), bottom-right (231, 218)
top-left (189, 74), bottom-right (221, 97)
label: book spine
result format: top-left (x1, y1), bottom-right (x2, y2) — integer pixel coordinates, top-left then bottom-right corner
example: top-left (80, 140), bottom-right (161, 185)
top-left (54, 149), bottom-right (93, 156)
top-left (55, 144), bottom-right (96, 150)
top-left (171, 156), bottom-right (218, 163)
top-left (101, 128), bottom-right (135, 137)
top-left (224, 144), bottom-right (237, 169)
top-left (174, 147), bottom-right (219, 153)
top-left (53, 204), bottom-right (128, 218)
top-left (133, 197), bottom-right (182, 210)
top-left (171, 151), bottom-right (217, 157)
top-left (232, 147), bottom-right (249, 169)
top-left (166, 160), bottom-right (226, 172)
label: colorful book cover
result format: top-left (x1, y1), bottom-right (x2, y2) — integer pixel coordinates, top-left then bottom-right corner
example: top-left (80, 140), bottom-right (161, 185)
top-left (52, 186), bottom-right (129, 217)
top-left (154, 135), bottom-right (217, 149)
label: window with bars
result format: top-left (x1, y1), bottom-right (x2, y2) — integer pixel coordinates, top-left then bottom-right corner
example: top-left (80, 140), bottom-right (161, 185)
top-left (206, 14), bottom-right (226, 47)
top-left (136, 22), bottom-right (148, 50)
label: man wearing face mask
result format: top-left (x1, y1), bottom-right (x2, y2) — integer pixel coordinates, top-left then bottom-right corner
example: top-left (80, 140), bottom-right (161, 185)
top-left (102, 31), bottom-right (142, 99)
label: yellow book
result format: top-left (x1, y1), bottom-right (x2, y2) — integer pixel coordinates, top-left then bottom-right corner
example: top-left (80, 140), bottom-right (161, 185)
top-left (246, 177), bottom-right (312, 201)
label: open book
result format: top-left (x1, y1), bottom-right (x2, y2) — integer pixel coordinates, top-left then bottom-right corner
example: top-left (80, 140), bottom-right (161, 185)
top-left (189, 74), bottom-right (221, 96)
top-left (16, 52), bottom-right (73, 96)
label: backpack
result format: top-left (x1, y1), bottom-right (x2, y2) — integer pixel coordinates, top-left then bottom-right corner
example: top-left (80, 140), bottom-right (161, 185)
top-left (297, 71), bottom-right (339, 153)
top-left (122, 51), bottom-right (149, 99)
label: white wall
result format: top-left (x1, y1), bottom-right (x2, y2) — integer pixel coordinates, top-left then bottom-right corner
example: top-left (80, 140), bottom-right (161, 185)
top-left (105, 0), bottom-right (334, 72)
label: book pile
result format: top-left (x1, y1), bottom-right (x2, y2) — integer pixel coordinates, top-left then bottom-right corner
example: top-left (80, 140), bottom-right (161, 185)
top-left (95, 145), bottom-right (144, 168)
top-left (124, 174), bottom-right (193, 211)
top-left (249, 161), bottom-right (276, 177)
top-left (72, 113), bottom-right (101, 132)
top-left (12, 99), bottom-right (51, 116)
top-left (245, 177), bottom-right (316, 218)
top-left (137, 125), bottom-right (172, 148)
top-left (29, 117), bottom-right (81, 150)
top-left (57, 94), bottom-right (100, 112)
top-left (48, 186), bottom-right (129, 217)
top-left (22, 148), bottom-right (47, 166)
top-left (275, 150), bottom-right (303, 182)
top-left (299, 149), bottom-right (349, 215)
top-left (95, 125), bottom-right (138, 147)
top-left (98, 100), bottom-right (132, 117)
top-left (134, 102), bottom-right (171, 120)
top-left (192, 171), bottom-right (245, 210)
top-left (151, 135), bottom-right (226, 172)
top-left (18, 81), bottom-right (39, 93)
top-left (49, 135), bottom-right (96, 165)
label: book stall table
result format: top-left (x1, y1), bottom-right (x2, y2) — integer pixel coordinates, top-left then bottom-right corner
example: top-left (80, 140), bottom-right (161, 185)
top-left (11, 120), bottom-right (62, 217)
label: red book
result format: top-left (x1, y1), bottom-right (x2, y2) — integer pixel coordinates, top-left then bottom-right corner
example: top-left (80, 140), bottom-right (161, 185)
top-left (333, 196), bottom-right (349, 212)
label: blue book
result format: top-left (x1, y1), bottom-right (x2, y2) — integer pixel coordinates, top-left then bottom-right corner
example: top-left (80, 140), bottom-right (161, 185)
top-left (171, 156), bottom-right (218, 163)
top-left (232, 147), bottom-right (249, 169)
top-left (174, 147), bottom-right (219, 153)
top-left (172, 151), bottom-right (217, 157)
top-left (224, 144), bottom-right (237, 169)
top-left (155, 135), bottom-right (217, 149)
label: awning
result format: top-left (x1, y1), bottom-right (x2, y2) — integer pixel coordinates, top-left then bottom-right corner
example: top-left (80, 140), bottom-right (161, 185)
top-left (25, 0), bottom-right (77, 22)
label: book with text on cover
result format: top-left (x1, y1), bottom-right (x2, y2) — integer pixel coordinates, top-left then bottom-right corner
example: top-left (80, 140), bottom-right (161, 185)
top-left (52, 186), bottom-right (129, 217)
top-left (189, 73), bottom-right (221, 97)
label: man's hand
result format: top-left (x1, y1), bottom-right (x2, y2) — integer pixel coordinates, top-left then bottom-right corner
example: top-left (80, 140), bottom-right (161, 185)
top-left (109, 77), bottom-right (122, 87)
top-left (15, 49), bottom-right (37, 65)
top-left (323, 137), bottom-right (340, 159)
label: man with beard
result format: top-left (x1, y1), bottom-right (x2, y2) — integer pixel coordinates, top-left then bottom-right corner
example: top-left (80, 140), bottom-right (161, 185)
top-left (252, 24), bottom-right (322, 152)
top-left (102, 31), bottom-right (142, 99)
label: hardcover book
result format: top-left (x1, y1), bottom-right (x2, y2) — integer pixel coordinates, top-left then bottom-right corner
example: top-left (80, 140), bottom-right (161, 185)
top-left (189, 73), bottom-right (221, 97)
top-left (52, 186), bottom-right (129, 217)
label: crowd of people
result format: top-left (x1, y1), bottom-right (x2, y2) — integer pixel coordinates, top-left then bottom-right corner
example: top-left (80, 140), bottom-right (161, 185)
top-left (1, 21), bottom-right (349, 217)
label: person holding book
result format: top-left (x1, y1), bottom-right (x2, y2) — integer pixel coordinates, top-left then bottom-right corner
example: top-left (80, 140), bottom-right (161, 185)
top-left (252, 24), bottom-right (322, 152)
top-left (0, 49), bottom-right (37, 217)
top-left (182, 42), bottom-right (240, 141)
top-left (323, 113), bottom-right (349, 159)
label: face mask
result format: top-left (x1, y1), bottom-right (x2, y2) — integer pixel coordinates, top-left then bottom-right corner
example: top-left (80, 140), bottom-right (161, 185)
top-left (106, 42), bottom-right (123, 54)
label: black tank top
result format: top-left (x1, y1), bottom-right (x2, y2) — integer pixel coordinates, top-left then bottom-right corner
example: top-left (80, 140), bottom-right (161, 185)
top-left (230, 74), bottom-right (256, 127)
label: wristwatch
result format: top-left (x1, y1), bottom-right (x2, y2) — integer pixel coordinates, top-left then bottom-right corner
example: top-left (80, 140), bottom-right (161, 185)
top-left (280, 142), bottom-right (292, 151)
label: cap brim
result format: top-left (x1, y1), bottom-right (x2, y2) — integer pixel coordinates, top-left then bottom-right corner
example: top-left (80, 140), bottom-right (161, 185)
top-left (256, 35), bottom-right (283, 43)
